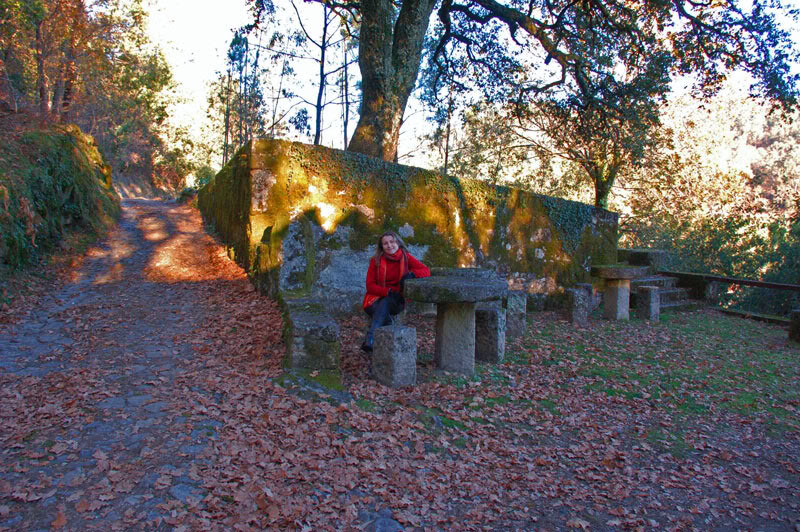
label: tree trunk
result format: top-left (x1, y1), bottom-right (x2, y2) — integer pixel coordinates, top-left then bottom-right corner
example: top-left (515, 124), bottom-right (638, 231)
top-left (591, 163), bottom-right (617, 210)
top-left (346, 0), bottom-right (437, 161)
top-left (223, 69), bottom-right (232, 164)
top-left (35, 21), bottom-right (49, 120)
top-left (313, 6), bottom-right (330, 145)
top-left (342, 44), bottom-right (350, 149)
top-left (52, 62), bottom-right (65, 119)
top-left (59, 46), bottom-right (76, 123)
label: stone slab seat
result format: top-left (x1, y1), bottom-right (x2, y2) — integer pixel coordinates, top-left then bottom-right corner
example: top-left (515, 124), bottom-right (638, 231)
top-left (404, 276), bottom-right (508, 375)
top-left (283, 298), bottom-right (340, 370)
top-left (372, 325), bottom-right (417, 388)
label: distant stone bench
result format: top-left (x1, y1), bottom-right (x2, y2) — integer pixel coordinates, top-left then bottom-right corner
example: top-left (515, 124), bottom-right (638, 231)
top-left (591, 264), bottom-right (649, 320)
top-left (283, 298), bottom-right (340, 370)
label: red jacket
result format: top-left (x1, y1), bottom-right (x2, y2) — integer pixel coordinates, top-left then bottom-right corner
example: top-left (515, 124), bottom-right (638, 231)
top-left (363, 249), bottom-right (430, 308)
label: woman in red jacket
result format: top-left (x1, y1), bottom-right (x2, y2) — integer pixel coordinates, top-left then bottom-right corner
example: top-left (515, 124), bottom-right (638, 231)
top-left (361, 230), bottom-right (430, 353)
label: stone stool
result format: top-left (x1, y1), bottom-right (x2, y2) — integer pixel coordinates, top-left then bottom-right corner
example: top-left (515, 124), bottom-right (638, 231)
top-left (790, 309), bottom-right (800, 343)
top-left (372, 325), bottom-right (417, 388)
top-left (637, 285), bottom-right (660, 322)
top-left (575, 283), bottom-right (598, 310)
top-left (566, 287), bottom-right (589, 325)
top-left (475, 307), bottom-right (506, 363)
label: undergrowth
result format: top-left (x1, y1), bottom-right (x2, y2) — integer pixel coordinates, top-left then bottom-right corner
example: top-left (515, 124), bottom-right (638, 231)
top-left (0, 124), bottom-right (120, 268)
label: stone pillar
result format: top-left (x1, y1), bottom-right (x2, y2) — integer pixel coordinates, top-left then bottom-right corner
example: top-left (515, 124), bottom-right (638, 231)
top-left (434, 302), bottom-right (476, 375)
top-left (505, 290), bottom-right (527, 343)
top-left (372, 326), bottom-right (417, 388)
top-left (704, 281), bottom-right (722, 304)
top-left (604, 279), bottom-right (631, 320)
top-left (475, 308), bottom-right (506, 363)
top-left (575, 283), bottom-right (597, 310)
top-left (637, 285), bottom-right (660, 322)
top-left (790, 309), bottom-right (800, 343)
top-left (566, 288), bottom-right (589, 325)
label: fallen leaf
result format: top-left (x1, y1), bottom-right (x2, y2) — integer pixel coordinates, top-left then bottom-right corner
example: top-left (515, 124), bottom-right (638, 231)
top-left (51, 510), bottom-right (67, 528)
top-left (567, 517), bottom-right (590, 530)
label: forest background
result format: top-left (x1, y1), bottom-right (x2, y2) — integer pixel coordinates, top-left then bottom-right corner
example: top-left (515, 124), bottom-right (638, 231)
top-left (1, 0), bottom-right (799, 316)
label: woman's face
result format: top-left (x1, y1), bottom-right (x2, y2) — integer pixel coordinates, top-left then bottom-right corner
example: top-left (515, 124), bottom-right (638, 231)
top-left (381, 235), bottom-right (399, 255)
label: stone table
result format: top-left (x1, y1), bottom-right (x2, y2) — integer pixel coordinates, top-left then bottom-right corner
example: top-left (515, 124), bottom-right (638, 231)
top-left (590, 265), bottom-right (649, 320)
top-left (404, 275), bottom-right (508, 375)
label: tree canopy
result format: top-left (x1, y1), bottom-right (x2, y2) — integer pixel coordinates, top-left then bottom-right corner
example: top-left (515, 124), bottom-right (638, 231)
top-left (267, 0), bottom-right (800, 162)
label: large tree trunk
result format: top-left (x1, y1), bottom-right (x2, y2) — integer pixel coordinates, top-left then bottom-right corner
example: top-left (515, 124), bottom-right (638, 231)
top-left (346, 0), bottom-right (437, 161)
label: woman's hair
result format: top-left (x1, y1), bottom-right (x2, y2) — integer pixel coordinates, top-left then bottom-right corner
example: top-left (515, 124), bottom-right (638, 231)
top-left (372, 230), bottom-right (407, 263)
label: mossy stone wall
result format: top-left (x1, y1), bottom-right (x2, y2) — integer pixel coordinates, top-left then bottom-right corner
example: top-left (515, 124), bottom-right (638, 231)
top-left (198, 139), bottom-right (618, 313)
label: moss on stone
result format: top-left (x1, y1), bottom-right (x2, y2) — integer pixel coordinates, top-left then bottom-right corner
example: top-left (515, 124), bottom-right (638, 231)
top-left (198, 138), bottom-right (619, 303)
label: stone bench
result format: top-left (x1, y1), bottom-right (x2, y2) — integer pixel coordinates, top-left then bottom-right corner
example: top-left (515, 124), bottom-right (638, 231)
top-left (476, 305), bottom-right (506, 363)
top-left (566, 287), bottom-right (590, 325)
top-left (283, 298), bottom-right (340, 370)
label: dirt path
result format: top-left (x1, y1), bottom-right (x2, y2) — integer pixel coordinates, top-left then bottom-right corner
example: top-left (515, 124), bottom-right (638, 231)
top-left (1, 200), bottom-right (799, 531)
top-left (0, 200), bottom-right (293, 530)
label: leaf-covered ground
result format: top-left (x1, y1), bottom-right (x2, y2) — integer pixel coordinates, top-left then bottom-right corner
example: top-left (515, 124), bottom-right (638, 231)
top-left (1, 199), bottom-right (798, 531)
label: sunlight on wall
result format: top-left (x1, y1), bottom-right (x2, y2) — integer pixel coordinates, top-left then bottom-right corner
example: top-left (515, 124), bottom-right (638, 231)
top-left (317, 202), bottom-right (337, 232)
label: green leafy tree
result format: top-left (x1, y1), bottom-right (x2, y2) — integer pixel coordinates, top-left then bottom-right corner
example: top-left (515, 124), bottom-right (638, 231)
top-left (265, 0), bottom-right (800, 162)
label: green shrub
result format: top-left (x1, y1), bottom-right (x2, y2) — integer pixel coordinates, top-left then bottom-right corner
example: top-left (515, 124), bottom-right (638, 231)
top-left (0, 125), bottom-right (120, 268)
top-left (623, 215), bottom-right (800, 316)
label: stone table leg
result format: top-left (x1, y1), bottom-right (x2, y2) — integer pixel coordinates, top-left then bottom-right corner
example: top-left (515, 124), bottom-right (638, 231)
top-left (604, 279), bottom-right (631, 320)
top-left (434, 302), bottom-right (476, 375)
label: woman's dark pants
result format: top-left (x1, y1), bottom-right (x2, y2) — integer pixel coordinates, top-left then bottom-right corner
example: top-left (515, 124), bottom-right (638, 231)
top-left (363, 295), bottom-right (404, 350)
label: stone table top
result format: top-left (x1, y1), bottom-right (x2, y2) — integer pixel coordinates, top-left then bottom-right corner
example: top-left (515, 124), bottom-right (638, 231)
top-left (404, 275), bottom-right (508, 304)
top-left (590, 264), bottom-right (649, 280)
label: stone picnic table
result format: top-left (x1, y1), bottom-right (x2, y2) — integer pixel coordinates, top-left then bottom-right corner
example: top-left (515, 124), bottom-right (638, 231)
top-left (404, 271), bottom-right (508, 375)
top-left (590, 264), bottom-right (649, 320)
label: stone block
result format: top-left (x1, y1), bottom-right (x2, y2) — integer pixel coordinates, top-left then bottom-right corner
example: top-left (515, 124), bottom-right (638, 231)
top-left (284, 299), bottom-right (340, 370)
top-left (637, 285), bottom-right (660, 322)
top-left (790, 309), bottom-right (800, 343)
top-left (575, 283), bottom-right (600, 310)
top-left (434, 302), bottom-right (476, 375)
top-left (505, 290), bottom-right (527, 342)
top-left (372, 326), bottom-right (417, 388)
top-left (566, 288), bottom-right (589, 326)
top-left (475, 308), bottom-right (506, 363)
top-left (603, 279), bottom-right (630, 320)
